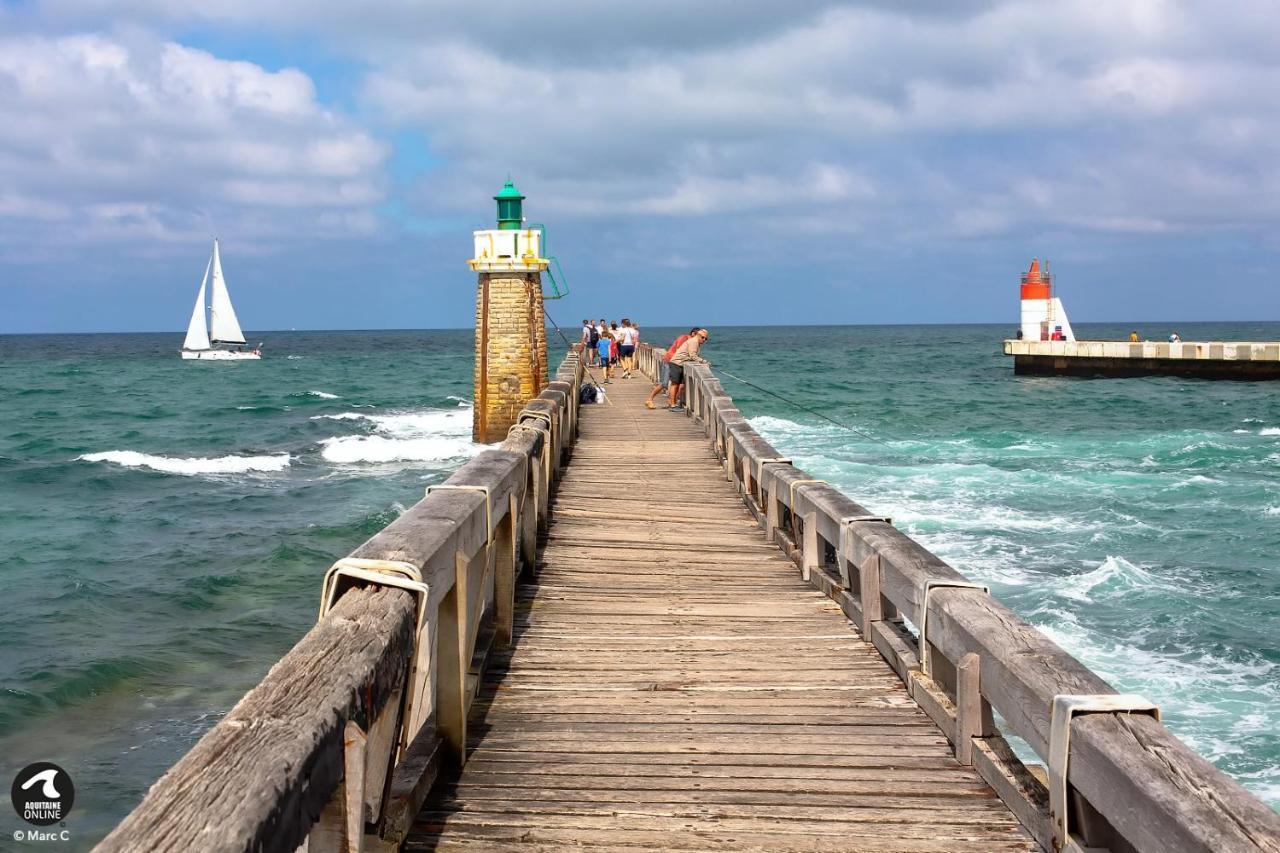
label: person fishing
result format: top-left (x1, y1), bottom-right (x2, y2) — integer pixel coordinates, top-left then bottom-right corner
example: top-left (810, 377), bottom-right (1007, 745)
top-left (667, 327), bottom-right (709, 413)
top-left (646, 327), bottom-right (698, 410)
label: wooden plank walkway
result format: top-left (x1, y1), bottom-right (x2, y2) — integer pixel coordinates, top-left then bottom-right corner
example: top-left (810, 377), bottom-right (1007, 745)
top-left (405, 372), bottom-right (1035, 851)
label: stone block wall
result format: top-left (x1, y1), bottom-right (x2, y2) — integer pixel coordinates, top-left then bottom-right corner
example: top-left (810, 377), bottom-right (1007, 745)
top-left (473, 272), bottom-right (548, 442)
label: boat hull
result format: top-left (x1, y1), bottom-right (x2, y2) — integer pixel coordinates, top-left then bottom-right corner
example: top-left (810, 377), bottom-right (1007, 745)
top-left (181, 349), bottom-right (261, 361)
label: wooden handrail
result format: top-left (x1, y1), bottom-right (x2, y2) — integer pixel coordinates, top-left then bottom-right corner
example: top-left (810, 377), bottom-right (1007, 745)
top-left (645, 344), bottom-right (1280, 853)
top-left (96, 352), bottom-right (585, 853)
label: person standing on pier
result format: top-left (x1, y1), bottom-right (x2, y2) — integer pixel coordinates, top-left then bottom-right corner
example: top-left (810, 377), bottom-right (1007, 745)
top-left (597, 326), bottom-right (615, 382)
top-left (646, 328), bottom-right (698, 409)
top-left (668, 328), bottom-right (710, 413)
top-left (595, 320), bottom-right (607, 365)
top-left (619, 319), bottom-right (638, 378)
top-left (581, 320), bottom-right (593, 360)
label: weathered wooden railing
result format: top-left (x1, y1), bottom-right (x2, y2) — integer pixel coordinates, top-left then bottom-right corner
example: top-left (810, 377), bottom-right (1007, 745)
top-left (97, 352), bottom-right (585, 853)
top-left (638, 343), bottom-right (1280, 853)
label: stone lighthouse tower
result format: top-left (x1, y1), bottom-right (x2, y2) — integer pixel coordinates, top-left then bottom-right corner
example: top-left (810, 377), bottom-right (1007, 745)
top-left (468, 179), bottom-right (550, 442)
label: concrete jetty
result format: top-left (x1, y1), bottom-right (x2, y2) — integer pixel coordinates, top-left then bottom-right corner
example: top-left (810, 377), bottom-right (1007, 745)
top-left (1003, 338), bottom-right (1280, 378)
top-left (1006, 257), bottom-right (1280, 378)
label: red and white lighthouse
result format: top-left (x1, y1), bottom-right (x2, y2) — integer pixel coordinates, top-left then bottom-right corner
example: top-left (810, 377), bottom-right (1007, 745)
top-left (1019, 258), bottom-right (1075, 342)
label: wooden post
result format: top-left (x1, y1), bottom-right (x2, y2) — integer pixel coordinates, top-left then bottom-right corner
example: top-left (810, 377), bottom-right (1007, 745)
top-left (532, 444), bottom-right (549, 530)
top-left (955, 652), bottom-right (993, 766)
top-left (436, 555), bottom-right (469, 768)
top-left (858, 553), bottom-right (882, 639)
top-left (837, 532), bottom-right (853, 587)
top-left (765, 477), bottom-right (780, 543)
top-left (494, 495), bottom-right (518, 646)
top-left (519, 488), bottom-right (537, 572)
top-left (343, 721), bottom-right (367, 853)
top-left (361, 688), bottom-right (402, 826)
top-left (801, 513), bottom-right (819, 582)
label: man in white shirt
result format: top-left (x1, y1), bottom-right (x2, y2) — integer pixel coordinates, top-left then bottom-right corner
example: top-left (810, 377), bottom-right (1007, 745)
top-left (619, 319), bottom-right (638, 378)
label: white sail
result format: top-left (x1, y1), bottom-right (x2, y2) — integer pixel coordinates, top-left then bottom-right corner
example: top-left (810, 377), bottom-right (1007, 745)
top-left (208, 239), bottom-right (246, 344)
top-left (182, 256), bottom-right (211, 351)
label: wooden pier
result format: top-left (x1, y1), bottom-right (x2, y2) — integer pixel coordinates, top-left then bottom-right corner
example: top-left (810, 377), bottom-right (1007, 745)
top-left (98, 346), bottom-right (1280, 853)
top-left (404, 370), bottom-right (1031, 851)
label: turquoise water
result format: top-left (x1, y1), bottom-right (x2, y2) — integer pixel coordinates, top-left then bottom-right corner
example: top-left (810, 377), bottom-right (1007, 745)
top-left (1, 325), bottom-right (1277, 845)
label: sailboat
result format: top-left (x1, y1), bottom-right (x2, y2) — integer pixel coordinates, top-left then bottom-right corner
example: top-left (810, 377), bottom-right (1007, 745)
top-left (181, 239), bottom-right (261, 360)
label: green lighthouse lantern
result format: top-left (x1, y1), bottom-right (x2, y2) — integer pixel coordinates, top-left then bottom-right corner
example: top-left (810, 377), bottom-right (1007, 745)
top-left (494, 179), bottom-right (525, 230)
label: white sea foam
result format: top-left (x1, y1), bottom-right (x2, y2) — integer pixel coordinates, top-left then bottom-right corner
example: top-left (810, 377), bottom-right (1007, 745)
top-left (1032, 609), bottom-right (1279, 769)
top-left (1170, 474), bottom-right (1220, 487)
top-left (749, 414), bottom-right (805, 433)
top-left (738, 399), bottom-right (1280, 807)
top-left (307, 390), bottom-right (339, 399)
top-left (1053, 555), bottom-right (1166, 603)
top-left (318, 406), bottom-right (483, 465)
top-left (79, 451), bottom-right (291, 475)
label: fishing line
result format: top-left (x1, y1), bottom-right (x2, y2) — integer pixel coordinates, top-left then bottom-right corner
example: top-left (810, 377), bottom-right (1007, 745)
top-left (714, 367), bottom-right (897, 449)
top-left (544, 308), bottom-right (614, 405)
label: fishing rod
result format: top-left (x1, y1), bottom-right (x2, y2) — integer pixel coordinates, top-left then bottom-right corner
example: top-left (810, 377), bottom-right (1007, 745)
top-left (713, 367), bottom-right (897, 449)
top-left (544, 309), bottom-right (614, 406)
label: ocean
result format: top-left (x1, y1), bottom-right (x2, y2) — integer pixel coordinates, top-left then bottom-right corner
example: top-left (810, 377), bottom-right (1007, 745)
top-left (1, 324), bottom-right (1277, 844)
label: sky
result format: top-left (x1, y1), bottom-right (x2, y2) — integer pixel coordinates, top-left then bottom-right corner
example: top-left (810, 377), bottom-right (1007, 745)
top-left (1, 0), bottom-right (1278, 333)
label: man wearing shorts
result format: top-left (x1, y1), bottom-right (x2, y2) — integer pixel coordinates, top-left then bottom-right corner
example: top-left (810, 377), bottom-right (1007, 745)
top-left (646, 328), bottom-right (700, 410)
top-left (618, 319), bottom-right (638, 378)
top-left (667, 327), bottom-right (709, 413)
top-left (587, 321), bottom-right (601, 365)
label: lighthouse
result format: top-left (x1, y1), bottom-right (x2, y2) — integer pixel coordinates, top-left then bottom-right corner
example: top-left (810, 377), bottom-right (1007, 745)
top-left (468, 179), bottom-right (551, 443)
top-left (1019, 258), bottom-right (1075, 342)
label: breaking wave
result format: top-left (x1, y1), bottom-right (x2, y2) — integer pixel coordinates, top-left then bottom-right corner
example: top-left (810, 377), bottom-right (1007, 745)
top-left (317, 406), bottom-right (483, 465)
top-left (78, 451), bottom-right (291, 475)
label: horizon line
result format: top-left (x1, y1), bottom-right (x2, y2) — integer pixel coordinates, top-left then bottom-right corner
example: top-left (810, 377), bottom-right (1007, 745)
top-left (4, 319), bottom-right (1280, 336)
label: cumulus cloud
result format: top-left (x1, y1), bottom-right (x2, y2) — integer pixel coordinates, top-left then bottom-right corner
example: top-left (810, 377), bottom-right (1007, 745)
top-left (3, 0), bottom-right (1280, 327)
top-left (0, 32), bottom-right (388, 259)
top-left (8, 0), bottom-right (1280, 253)
top-left (351, 0), bottom-right (1280, 250)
